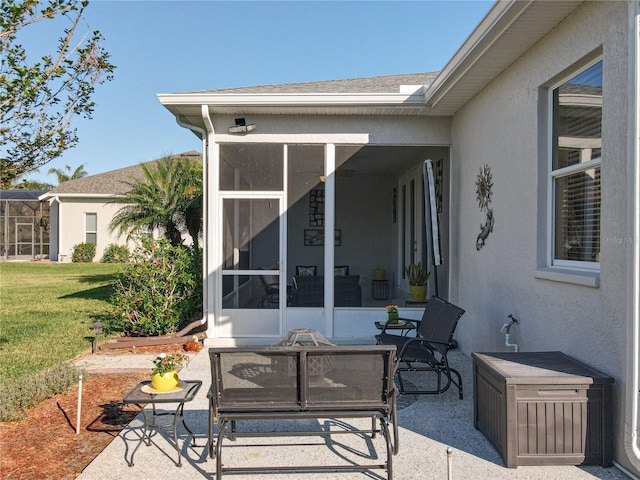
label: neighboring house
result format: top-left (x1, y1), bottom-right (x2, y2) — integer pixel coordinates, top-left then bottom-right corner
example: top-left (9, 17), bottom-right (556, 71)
top-left (158, 1), bottom-right (638, 475)
top-left (39, 151), bottom-right (201, 262)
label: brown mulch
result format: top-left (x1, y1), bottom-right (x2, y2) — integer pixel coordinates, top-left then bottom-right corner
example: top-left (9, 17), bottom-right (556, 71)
top-left (0, 343), bottom-right (191, 480)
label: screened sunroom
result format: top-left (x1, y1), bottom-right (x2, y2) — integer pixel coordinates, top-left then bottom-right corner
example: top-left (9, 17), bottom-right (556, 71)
top-left (159, 74), bottom-right (452, 340)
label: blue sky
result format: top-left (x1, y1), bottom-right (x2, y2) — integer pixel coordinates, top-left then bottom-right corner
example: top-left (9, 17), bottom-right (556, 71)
top-left (25, 0), bottom-right (494, 184)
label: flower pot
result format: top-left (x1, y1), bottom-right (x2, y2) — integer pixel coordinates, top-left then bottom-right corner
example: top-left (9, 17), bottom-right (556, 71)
top-left (387, 311), bottom-right (399, 324)
top-left (150, 371), bottom-right (180, 391)
top-left (409, 285), bottom-right (427, 301)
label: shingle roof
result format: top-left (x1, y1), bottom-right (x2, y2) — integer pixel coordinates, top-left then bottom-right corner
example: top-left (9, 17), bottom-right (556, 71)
top-left (185, 72), bottom-right (439, 95)
top-left (44, 151), bottom-right (201, 196)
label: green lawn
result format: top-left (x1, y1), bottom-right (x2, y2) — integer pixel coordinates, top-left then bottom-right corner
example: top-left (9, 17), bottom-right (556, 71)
top-left (0, 262), bottom-right (120, 381)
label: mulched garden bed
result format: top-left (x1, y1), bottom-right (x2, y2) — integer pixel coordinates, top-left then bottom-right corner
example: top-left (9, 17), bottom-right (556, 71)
top-left (0, 342), bottom-right (191, 480)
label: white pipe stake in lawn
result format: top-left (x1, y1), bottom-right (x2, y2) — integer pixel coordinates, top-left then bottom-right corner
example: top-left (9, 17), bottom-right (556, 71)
top-left (76, 374), bottom-right (83, 435)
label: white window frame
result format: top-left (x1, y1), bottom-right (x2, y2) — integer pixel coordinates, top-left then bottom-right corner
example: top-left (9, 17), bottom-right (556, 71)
top-left (85, 212), bottom-right (97, 244)
top-left (546, 58), bottom-right (602, 273)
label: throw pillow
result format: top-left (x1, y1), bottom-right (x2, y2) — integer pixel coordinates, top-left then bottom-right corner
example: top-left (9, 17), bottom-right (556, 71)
top-left (334, 265), bottom-right (349, 276)
top-left (296, 265), bottom-right (317, 276)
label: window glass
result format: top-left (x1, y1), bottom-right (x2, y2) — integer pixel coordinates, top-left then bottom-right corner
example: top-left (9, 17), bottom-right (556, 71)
top-left (553, 61), bottom-right (602, 170)
top-left (85, 213), bottom-right (97, 231)
top-left (85, 213), bottom-right (97, 244)
top-left (554, 167), bottom-right (601, 262)
top-left (551, 60), bottom-right (602, 265)
top-left (220, 144), bottom-right (283, 191)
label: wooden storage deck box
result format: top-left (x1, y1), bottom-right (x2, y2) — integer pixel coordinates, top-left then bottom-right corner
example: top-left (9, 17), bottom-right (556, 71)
top-left (472, 351), bottom-right (613, 468)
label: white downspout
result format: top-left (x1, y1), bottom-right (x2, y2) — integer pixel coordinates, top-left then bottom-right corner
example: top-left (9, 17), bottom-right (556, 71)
top-left (51, 195), bottom-right (62, 262)
top-left (199, 105), bottom-right (216, 340)
top-left (174, 113), bottom-right (209, 337)
top-left (624, 1), bottom-right (640, 471)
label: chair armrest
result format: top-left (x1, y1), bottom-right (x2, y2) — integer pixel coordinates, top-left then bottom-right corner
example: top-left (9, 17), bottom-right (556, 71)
top-left (396, 336), bottom-right (429, 356)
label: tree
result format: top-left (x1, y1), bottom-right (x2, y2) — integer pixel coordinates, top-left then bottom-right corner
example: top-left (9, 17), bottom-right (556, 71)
top-left (47, 163), bottom-right (87, 183)
top-left (14, 178), bottom-right (54, 189)
top-left (0, 0), bottom-right (115, 188)
top-left (109, 156), bottom-right (203, 247)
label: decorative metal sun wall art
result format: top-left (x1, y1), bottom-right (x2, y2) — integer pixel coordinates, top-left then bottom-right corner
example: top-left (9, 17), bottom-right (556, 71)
top-left (475, 164), bottom-right (494, 251)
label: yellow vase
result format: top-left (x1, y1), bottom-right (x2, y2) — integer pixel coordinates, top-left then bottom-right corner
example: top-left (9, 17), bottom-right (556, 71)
top-left (373, 269), bottom-right (385, 280)
top-left (150, 371), bottom-right (180, 391)
top-left (409, 285), bottom-right (427, 301)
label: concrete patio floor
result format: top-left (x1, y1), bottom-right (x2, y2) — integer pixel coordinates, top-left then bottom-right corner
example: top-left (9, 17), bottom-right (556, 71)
top-left (75, 344), bottom-right (632, 480)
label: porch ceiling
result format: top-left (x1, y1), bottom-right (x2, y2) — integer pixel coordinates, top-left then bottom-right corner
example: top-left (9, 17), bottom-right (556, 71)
top-left (334, 145), bottom-right (436, 175)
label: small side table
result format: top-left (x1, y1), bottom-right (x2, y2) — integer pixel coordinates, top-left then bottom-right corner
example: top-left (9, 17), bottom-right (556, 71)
top-left (123, 379), bottom-right (202, 467)
top-left (374, 319), bottom-right (416, 336)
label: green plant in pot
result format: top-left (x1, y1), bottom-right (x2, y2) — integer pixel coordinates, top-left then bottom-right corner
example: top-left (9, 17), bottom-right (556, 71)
top-left (405, 262), bottom-right (430, 301)
top-left (150, 352), bottom-right (188, 391)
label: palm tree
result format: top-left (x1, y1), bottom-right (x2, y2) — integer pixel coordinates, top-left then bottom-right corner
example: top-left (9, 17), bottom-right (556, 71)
top-left (109, 156), bottom-right (202, 246)
top-left (47, 164), bottom-right (88, 184)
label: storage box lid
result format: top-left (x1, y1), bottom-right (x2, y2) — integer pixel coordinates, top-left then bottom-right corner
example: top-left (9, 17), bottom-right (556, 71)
top-left (472, 351), bottom-right (614, 385)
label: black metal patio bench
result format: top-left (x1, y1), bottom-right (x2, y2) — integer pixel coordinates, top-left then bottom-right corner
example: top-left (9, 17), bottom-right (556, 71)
top-left (208, 344), bottom-right (399, 479)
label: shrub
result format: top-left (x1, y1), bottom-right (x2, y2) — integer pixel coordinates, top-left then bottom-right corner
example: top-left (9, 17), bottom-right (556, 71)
top-left (101, 244), bottom-right (129, 263)
top-left (0, 364), bottom-right (83, 421)
top-left (71, 242), bottom-right (96, 263)
top-left (108, 238), bottom-right (202, 336)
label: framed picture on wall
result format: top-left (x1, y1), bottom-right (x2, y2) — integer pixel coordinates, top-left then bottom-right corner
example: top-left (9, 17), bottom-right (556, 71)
top-left (304, 229), bottom-right (323, 246)
top-left (304, 229), bottom-right (341, 247)
top-left (309, 189), bottom-right (325, 226)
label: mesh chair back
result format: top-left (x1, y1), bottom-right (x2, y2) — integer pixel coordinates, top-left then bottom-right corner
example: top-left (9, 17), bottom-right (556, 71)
top-left (416, 296), bottom-right (465, 353)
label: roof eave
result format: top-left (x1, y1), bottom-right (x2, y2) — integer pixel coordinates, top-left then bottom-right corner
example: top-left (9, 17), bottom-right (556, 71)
top-left (158, 91), bottom-right (427, 107)
top-left (39, 192), bottom-right (123, 200)
top-left (424, 0), bottom-right (584, 114)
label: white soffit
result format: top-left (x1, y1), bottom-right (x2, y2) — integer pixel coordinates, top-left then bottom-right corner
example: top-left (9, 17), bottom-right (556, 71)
top-left (157, 92), bottom-right (431, 126)
top-left (425, 0), bottom-right (584, 115)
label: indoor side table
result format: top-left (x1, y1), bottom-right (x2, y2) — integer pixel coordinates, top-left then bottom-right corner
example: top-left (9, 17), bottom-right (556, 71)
top-left (123, 379), bottom-right (202, 467)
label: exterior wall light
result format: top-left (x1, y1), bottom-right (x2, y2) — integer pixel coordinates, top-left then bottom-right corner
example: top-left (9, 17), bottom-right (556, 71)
top-left (228, 117), bottom-right (255, 133)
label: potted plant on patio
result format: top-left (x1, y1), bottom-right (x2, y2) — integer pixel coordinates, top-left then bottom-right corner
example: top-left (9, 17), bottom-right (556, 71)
top-left (405, 262), bottom-right (430, 301)
top-left (150, 352), bottom-right (188, 391)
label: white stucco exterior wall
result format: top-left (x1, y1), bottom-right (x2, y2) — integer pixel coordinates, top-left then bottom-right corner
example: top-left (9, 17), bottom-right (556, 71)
top-left (210, 115), bottom-right (452, 146)
top-left (449, 1), bottom-right (635, 473)
top-left (51, 198), bottom-right (135, 262)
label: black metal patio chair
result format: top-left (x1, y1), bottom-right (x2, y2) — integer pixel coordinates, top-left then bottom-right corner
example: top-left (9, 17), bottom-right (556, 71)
top-left (375, 296), bottom-right (465, 399)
